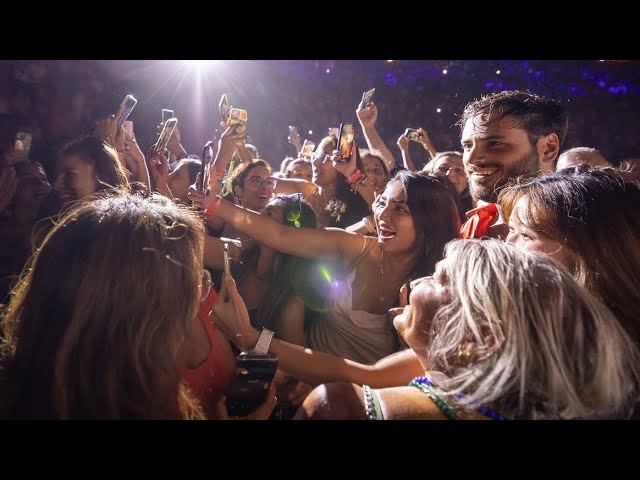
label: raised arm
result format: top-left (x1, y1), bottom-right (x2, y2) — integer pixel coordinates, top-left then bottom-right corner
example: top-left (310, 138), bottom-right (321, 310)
top-left (397, 132), bottom-right (417, 171)
top-left (213, 275), bottom-right (424, 388)
top-left (272, 176), bottom-right (317, 198)
top-left (417, 127), bottom-right (437, 159)
top-left (356, 102), bottom-right (397, 172)
top-left (193, 192), bottom-right (359, 260)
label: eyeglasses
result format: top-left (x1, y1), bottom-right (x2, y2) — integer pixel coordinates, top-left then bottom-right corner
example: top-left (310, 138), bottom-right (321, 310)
top-left (200, 269), bottom-right (213, 301)
top-left (247, 176), bottom-right (277, 189)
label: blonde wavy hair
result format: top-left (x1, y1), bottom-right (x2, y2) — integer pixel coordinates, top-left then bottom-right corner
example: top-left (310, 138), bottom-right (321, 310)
top-left (425, 239), bottom-right (640, 419)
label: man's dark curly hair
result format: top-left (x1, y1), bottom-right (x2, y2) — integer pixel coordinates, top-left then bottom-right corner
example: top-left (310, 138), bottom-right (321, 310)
top-left (457, 90), bottom-right (569, 152)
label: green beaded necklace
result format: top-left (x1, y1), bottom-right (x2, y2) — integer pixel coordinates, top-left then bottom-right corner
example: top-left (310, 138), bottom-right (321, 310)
top-left (409, 378), bottom-right (459, 420)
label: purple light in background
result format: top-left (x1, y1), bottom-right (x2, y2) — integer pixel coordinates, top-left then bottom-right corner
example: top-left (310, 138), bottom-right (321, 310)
top-left (598, 80), bottom-right (606, 87)
top-left (608, 83), bottom-right (628, 94)
top-left (385, 71), bottom-right (398, 86)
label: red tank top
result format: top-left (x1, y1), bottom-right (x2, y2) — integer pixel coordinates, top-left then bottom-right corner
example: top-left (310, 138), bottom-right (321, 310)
top-left (181, 289), bottom-right (234, 419)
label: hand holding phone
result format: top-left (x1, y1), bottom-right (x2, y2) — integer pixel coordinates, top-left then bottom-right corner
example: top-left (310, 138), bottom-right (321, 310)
top-left (404, 128), bottom-right (424, 143)
top-left (153, 118), bottom-right (178, 154)
top-left (335, 123), bottom-right (355, 162)
top-left (219, 94), bottom-right (247, 134)
top-left (117, 94), bottom-right (137, 127)
top-left (223, 242), bottom-right (231, 276)
top-left (225, 353), bottom-right (279, 417)
top-left (360, 88), bottom-right (375, 109)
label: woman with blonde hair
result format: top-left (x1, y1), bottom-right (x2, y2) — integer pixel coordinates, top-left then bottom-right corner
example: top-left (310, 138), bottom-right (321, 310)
top-left (291, 240), bottom-right (640, 419)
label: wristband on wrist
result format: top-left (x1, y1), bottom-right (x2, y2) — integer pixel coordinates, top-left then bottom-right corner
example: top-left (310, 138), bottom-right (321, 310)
top-left (251, 328), bottom-right (274, 355)
top-left (346, 168), bottom-right (362, 184)
top-left (362, 216), bottom-right (376, 234)
top-left (205, 195), bottom-right (223, 217)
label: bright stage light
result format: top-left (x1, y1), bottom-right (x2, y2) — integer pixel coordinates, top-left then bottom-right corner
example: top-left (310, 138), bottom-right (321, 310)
top-left (182, 60), bottom-right (219, 70)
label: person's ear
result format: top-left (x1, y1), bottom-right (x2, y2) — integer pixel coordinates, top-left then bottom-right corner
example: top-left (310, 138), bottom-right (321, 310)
top-left (537, 133), bottom-right (560, 170)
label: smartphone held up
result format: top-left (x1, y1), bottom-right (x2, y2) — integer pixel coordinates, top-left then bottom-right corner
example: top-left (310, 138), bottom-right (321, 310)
top-left (117, 94), bottom-right (137, 127)
top-left (336, 123), bottom-right (355, 162)
top-left (360, 88), bottom-right (375, 108)
top-left (152, 117), bottom-right (178, 154)
top-left (218, 94), bottom-right (248, 134)
top-left (404, 128), bottom-right (424, 143)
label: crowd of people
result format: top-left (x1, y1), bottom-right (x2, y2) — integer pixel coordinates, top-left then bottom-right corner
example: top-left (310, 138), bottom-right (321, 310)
top-left (1, 59), bottom-right (639, 420)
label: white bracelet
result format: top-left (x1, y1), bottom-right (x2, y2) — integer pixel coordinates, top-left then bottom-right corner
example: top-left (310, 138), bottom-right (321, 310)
top-left (251, 328), bottom-right (274, 355)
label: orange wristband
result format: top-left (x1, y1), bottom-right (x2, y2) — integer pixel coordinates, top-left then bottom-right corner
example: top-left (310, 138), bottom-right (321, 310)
top-left (205, 196), bottom-right (223, 217)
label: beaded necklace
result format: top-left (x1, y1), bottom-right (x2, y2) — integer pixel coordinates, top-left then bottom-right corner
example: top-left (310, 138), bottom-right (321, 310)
top-left (409, 376), bottom-right (510, 421)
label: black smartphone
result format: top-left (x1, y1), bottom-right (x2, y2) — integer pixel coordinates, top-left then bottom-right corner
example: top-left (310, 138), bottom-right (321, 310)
top-left (117, 94), bottom-right (137, 127)
top-left (153, 117), bottom-right (178, 154)
top-left (404, 128), bottom-right (423, 143)
top-left (225, 353), bottom-right (279, 417)
top-left (360, 88), bottom-right (375, 108)
top-left (336, 123), bottom-right (355, 162)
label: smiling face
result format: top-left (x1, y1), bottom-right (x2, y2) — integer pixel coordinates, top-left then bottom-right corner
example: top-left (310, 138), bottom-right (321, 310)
top-left (234, 165), bottom-right (274, 211)
top-left (461, 114), bottom-right (541, 203)
top-left (505, 196), bottom-right (572, 269)
top-left (393, 259), bottom-right (452, 352)
top-left (311, 140), bottom-right (338, 186)
top-left (53, 154), bottom-right (99, 206)
top-left (433, 155), bottom-right (467, 195)
top-left (373, 180), bottom-right (417, 254)
top-left (363, 155), bottom-right (388, 191)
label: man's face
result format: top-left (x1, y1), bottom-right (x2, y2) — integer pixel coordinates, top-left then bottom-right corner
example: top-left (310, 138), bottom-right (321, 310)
top-left (461, 114), bottom-right (540, 203)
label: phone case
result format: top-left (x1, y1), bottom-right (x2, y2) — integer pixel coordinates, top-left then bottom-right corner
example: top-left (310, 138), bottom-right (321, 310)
top-left (225, 353), bottom-right (278, 417)
top-left (361, 88), bottom-right (375, 108)
top-left (219, 94), bottom-right (230, 122)
top-left (154, 118), bottom-right (178, 153)
top-left (337, 123), bottom-right (355, 161)
top-left (405, 128), bottom-right (422, 142)
top-left (117, 95), bottom-right (137, 127)
top-left (162, 109), bottom-right (174, 124)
